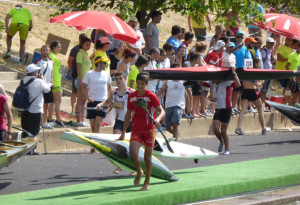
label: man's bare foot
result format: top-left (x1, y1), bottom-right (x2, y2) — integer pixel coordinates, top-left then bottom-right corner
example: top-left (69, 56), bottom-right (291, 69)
top-left (113, 167), bottom-right (123, 174)
top-left (130, 172), bottom-right (137, 176)
top-left (140, 184), bottom-right (150, 191)
top-left (134, 171), bottom-right (143, 186)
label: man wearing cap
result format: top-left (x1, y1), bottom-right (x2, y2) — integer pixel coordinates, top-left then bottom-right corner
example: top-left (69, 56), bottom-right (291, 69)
top-left (4, 4), bottom-right (32, 64)
top-left (204, 40), bottom-right (225, 66)
top-left (127, 17), bottom-right (145, 58)
top-left (244, 37), bottom-right (256, 69)
top-left (260, 37), bottom-right (276, 110)
top-left (250, 37), bottom-right (264, 69)
top-left (223, 42), bottom-right (236, 68)
top-left (21, 64), bottom-right (50, 154)
top-left (233, 31), bottom-right (248, 68)
top-left (166, 25), bottom-right (182, 55)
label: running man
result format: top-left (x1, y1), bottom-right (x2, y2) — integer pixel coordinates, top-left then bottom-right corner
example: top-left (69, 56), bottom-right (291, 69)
top-left (119, 73), bottom-right (165, 191)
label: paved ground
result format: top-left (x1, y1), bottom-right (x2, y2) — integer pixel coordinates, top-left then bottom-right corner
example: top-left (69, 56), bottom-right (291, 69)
top-left (0, 129), bottom-right (299, 196)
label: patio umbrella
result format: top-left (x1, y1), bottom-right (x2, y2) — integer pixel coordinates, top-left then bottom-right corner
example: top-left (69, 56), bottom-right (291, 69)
top-left (49, 11), bottom-right (139, 44)
top-left (251, 13), bottom-right (300, 40)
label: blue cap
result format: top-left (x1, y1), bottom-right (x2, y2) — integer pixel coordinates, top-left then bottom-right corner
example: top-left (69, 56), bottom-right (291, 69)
top-left (228, 42), bottom-right (235, 47)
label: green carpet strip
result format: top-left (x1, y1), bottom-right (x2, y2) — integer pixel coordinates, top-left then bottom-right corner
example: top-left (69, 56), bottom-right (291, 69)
top-left (1, 155), bottom-right (300, 205)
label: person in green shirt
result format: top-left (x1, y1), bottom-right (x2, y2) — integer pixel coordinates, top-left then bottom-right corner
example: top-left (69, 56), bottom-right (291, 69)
top-left (75, 37), bottom-right (92, 127)
top-left (128, 55), bottom-right (150, 89)
top-left (4, 4), bottom-right (32, 64)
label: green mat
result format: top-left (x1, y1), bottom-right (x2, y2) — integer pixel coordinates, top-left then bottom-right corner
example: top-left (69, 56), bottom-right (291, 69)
top-left (1, 155), bottom-right (300, 205)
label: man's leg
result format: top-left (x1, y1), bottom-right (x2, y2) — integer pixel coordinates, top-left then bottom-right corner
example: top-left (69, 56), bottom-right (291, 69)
top-left (129, 140), bottom-right (143, 186)
top-left (220, 123), bottom-right (229, 151)
top-left (212, 120), bottom-right (222, 142)
top-left (93, 116), bottom-right (103, 133)
top-left (6, 35), bottom-right (12, 54)
top-left (141, 145), bottom-right (153, 191)
top-left (19, 39), bottom-right (26, 61)
top-left (172, 123), bottom-right (179, 141)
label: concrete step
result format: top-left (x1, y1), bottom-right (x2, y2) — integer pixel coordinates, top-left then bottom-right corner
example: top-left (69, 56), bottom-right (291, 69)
top-left (0, 80), bottom-right (20, 92)
top-left (0, 72), bottom-right (18, 80)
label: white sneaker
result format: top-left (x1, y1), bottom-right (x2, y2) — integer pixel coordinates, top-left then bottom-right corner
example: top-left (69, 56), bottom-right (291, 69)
top-left (75, 122), bottom-right (85, 127)
top-left (248, 107), bottom-right (257, 114)
top-left (42, 123), bottom-right (53, 129)
top-left (223, 150), bottom-right (230, 155)
top-left (82, 121), bottom-right (90, 127)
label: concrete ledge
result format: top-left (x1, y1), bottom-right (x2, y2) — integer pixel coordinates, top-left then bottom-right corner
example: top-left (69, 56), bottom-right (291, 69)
top-left (35, 111), bottom-right (297, 153)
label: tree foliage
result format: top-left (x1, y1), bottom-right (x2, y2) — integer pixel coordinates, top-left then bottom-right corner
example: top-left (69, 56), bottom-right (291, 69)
top-left (30, 0), bottom-right (297, 29)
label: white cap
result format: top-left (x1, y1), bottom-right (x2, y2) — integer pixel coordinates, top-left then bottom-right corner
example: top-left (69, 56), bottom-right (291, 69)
top-left (266, 37), bottom-right (275, 43)
top-left (214, 40), bottom-right (226, 50)
top-left (26, 64), bottom-right (41, 73)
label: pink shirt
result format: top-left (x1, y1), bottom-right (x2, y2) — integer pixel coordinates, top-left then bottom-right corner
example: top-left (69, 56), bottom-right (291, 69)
top-left (0, 94), bottom-right (7, 131)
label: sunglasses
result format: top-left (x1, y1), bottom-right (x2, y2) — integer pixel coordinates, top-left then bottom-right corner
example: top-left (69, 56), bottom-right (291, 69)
top-left (236, 36), bottom-right (244, 39)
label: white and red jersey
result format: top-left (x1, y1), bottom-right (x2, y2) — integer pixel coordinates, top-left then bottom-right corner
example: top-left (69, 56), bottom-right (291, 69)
top-left (127, 90), bottom-right (160, 131)
top-left (113, 87), bottom-right (134, 121)
top-left (206, 81), bottom-right (235, 109)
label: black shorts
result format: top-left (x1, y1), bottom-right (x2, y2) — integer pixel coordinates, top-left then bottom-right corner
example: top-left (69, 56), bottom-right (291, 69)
top-left (213, 108), bottom-right (232, 123)
top-left (282, 78), bottom-right (291, 88)
top-left (287, 80), bottom-right (299, 93)
top-left (291, 81), bottom-right (300, 93)
top-left (241, 89), bottom-right (259, 101)
top-left (43, 86), bottom-right (54, 104)
top-left (72, 78), bottom-right (77, 94)
top-left (192, 83), bottom-right (202, 96)
top-left (0, 130), bottom-right (6, 141)
top-left (21, 111), bottom-right (41, 137)
top-left (113, 119), bottom-right (132, 133)
top-left (86, 101), bottom-right (107, 119)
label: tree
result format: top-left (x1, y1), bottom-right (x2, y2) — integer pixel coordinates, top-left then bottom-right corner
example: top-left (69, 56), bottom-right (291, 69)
top-left (31, 0), bottom-right (291, 29)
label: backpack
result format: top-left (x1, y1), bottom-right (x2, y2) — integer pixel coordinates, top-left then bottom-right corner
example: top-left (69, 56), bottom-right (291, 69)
top-left (12, 77), bottom-right (38, 111)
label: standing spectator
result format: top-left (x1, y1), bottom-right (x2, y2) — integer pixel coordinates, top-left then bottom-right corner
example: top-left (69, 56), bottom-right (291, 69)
top-left (223, 42), bottom-right (236, 68)
top-left (174, 45), bottom-right (187, 67)
top-left (163, 43), bottom-right (175, 65)
top-left (182, 32), bottom-right (194, 59)
top-left (244, 37), bottom-right (256, 68)
top-left (144, 11), bottom-right (162, 54)
top-left (248, 3), bottom-right (263, 37)
top-left (235, 57), bottom-right (266, 135)
top-left (4, 4), bottom-right (32, 64)
top-left (67, 33), bottom-right (87, 116)
top-left (36, 45), bottom-right (54, 129)
top-left (21, 64), bottom-right (50, 154)
top-left (188, 13), bottom-right (211, 37)
top-left (92, 37), bottom-right (112, 73)
top-left (127, 17), bottom-right (145, 58)
top-left (119, 73), bottom-right (165, 191)
top-left (166, 25), bottom-right (182, 55)
top-left (0, 92), bottom-right (13, 141)
top-left (109, 43), bottom-right (126, 76)
top-left (83, 56), bottom-right (112, 133)
top-left (205, 40), bottom-right (225, 66)
top-left (128, 55), bottom-right (150, 89)
top-left (75, 37), bottom-right (92, 127)
top-left (208, 68), bottom-right (241, 155)
top-left (260, 37), bottom-right (275, 110)
top-left (210, 25), bottom-right (223, 48)
top-left (49, 41), bottom-right (65, 127)
top-left (158, 79), bottom-right (186, 141)
top-left (145, 48), bottom-right (160, 93)
top-left (250, 37), bottom-right (264, 69)
top-left (116, 48), bottom-right (136, 80)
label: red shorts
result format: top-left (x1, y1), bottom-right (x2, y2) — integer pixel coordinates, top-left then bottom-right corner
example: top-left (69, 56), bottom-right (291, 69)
top-left (130, 129), bottom-right (156, 147)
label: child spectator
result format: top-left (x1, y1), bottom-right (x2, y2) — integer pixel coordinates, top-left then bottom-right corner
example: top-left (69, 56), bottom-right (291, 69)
top-left (174, 45), bottom-right (187, 67)
top-left (128, 55), bottom-right (150, 89)
top-left (109, 42), bottom-right (126, 76)
top-left (163, 42), bottom-right (175, 65)
top-left (116, 48), bottom-right (136, 80)
top-left (145, 48), bottom-right (160, 93)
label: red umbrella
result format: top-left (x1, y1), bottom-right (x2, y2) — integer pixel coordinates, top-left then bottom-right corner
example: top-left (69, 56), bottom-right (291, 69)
top-left (252, 13), bottom-right (300, 40)
top-left (49, 11), bottom-right (139, 44)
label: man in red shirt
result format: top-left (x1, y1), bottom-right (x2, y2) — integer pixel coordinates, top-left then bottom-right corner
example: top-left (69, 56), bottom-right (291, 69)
top-left (205, 40), bottom-right (225, 66)
top-left (120, 72), bottom-right (165, 191)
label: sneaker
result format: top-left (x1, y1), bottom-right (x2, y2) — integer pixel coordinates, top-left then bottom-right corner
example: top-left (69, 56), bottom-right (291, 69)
top-left (4, 50), bottom-right (11, 59)
top-left (235, 128), bottom-right (245, 135)
top-left (201, 111), bottom-right (213, 117)
top-left (47, 120), bottom-right (56, 127)
top-left (75, 122), bottom-right (85, 127)
top-left (248, 107), bottom-right (257, 114)
top-left (232, 108), bottom-right (240, 114)
top-left (218, 142), bottom-right (224, 153)
top-left (187, 113), bottom-right (195, 119)
top-left (262, 128), bottom-right (267, 135)
top-left (182, 113), bottom-right (190, 119)
top-left (223, 150), bottom-right (230, 155)
top-left (55, 120), bottom-right (66, 128)
top-left (82, 121), bottom-right (90, 127)
top-left (42, 123), bottom-right (53, 129)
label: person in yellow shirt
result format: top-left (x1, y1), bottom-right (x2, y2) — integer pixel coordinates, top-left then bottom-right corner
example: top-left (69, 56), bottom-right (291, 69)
top-left (4, 4), bottom-right (32, 64)
top-left (188, 13), bottom-right (211, 37)
top-left (128, 55), bottom-right (150, 89)
top-left (91, 37), bottom-right (111, 73)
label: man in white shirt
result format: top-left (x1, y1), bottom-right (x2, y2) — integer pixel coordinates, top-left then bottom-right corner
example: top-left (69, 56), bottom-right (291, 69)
top-left (145, 48), bottom-right (160, 93)
top-left (127, 17), bottom-right (145, 58)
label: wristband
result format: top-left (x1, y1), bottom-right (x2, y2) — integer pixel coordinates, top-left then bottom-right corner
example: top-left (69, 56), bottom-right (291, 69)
top-left (7, 131), bottom-right (12, 135)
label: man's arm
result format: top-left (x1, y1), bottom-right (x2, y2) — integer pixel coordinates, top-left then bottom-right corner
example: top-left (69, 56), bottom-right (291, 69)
top-left (206, 15), bottom-right (211, 31)
top-left (29, 20), bottom-right (33, 31)
top-left (120, 109), bottom-right (132, 140)
top-left (157, 81), bottom-right (168, 97)
top-left (188, 15), bottom-right (192, 32)
top-left (154, 105), bottom-right (165, 125)
top-left (277, 53), bottom-right (288, 62)
top-left (285, 62), bottom-right (291, 71)
top-left (232, 67), bottom-right (241, 87)
top-left (67, 56), bottom-right (74, 70)
top-left (3, 101), bottom-right (12, 140)
top-left (145, 35), bottom-right (152, 51)
top-left (5, 14), bottom-right (11, 34)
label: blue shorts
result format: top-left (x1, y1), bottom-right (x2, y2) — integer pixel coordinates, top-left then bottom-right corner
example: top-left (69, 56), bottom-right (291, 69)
top-left (86, 101), bottom-right (107, 119)
top-left (165, 106), bottom-right (184, 127)
top-left (113, 119), bottom-right (132, 132)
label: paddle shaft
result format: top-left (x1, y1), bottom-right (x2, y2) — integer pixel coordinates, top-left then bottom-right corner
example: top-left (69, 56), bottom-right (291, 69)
top-left (214, 43), bottom-right (244, 66)
top-left (142, 109), bottom-right (174, 153)
top-left (12, 125), bottom-right (33, 137)
top-left (75, 107), bottom-right (106, 114)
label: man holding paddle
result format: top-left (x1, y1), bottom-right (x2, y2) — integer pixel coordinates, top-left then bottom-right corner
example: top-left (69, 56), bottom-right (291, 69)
top-left (119, 72), bottom-right (165, 191)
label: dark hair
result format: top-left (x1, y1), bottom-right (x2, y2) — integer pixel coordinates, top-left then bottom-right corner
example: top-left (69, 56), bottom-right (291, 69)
top-left (149, 47), bottom-right (160, 55)
top-left (136, 72), bottom-right (149, 83)
top-left (159, 48), bottom-right (166, 55)
top-left (114, 72), bottom-right (126, 78)
top-left (151, 10), bottom-right (162, 19)
top-left (190, 52), bottom-right (201, 62)
top-left (171, 25), bottom-right (181, 36)
top-left (79, 36), bottom-right (91, 49)
top-left (185, 32), bottom-right (194, 41)
top-left (79, 33), bottom-right (87, 40)
top-left (123, 48), bottom-right (136, 59)
top-left (95, 39), bottom-right (104, 49)
top-left (135, 55), bottom-right (150, 67)
top-left (253, 57), bottom-right (261, 69)
top-left (163, 42), bottom-right (174, 52)
top-left (177, 45), bottom-right (186, 53)
top-left (50, 41), bottom-right (60, 51)
top-left (220, 36), bottom-right (230, 44)
top-left (170, 63), bottom-right (181, 68)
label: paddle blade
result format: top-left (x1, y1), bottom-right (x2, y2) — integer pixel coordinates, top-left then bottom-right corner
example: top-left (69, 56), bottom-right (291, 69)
top-left (135, 98), bottom-right (148, 110)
